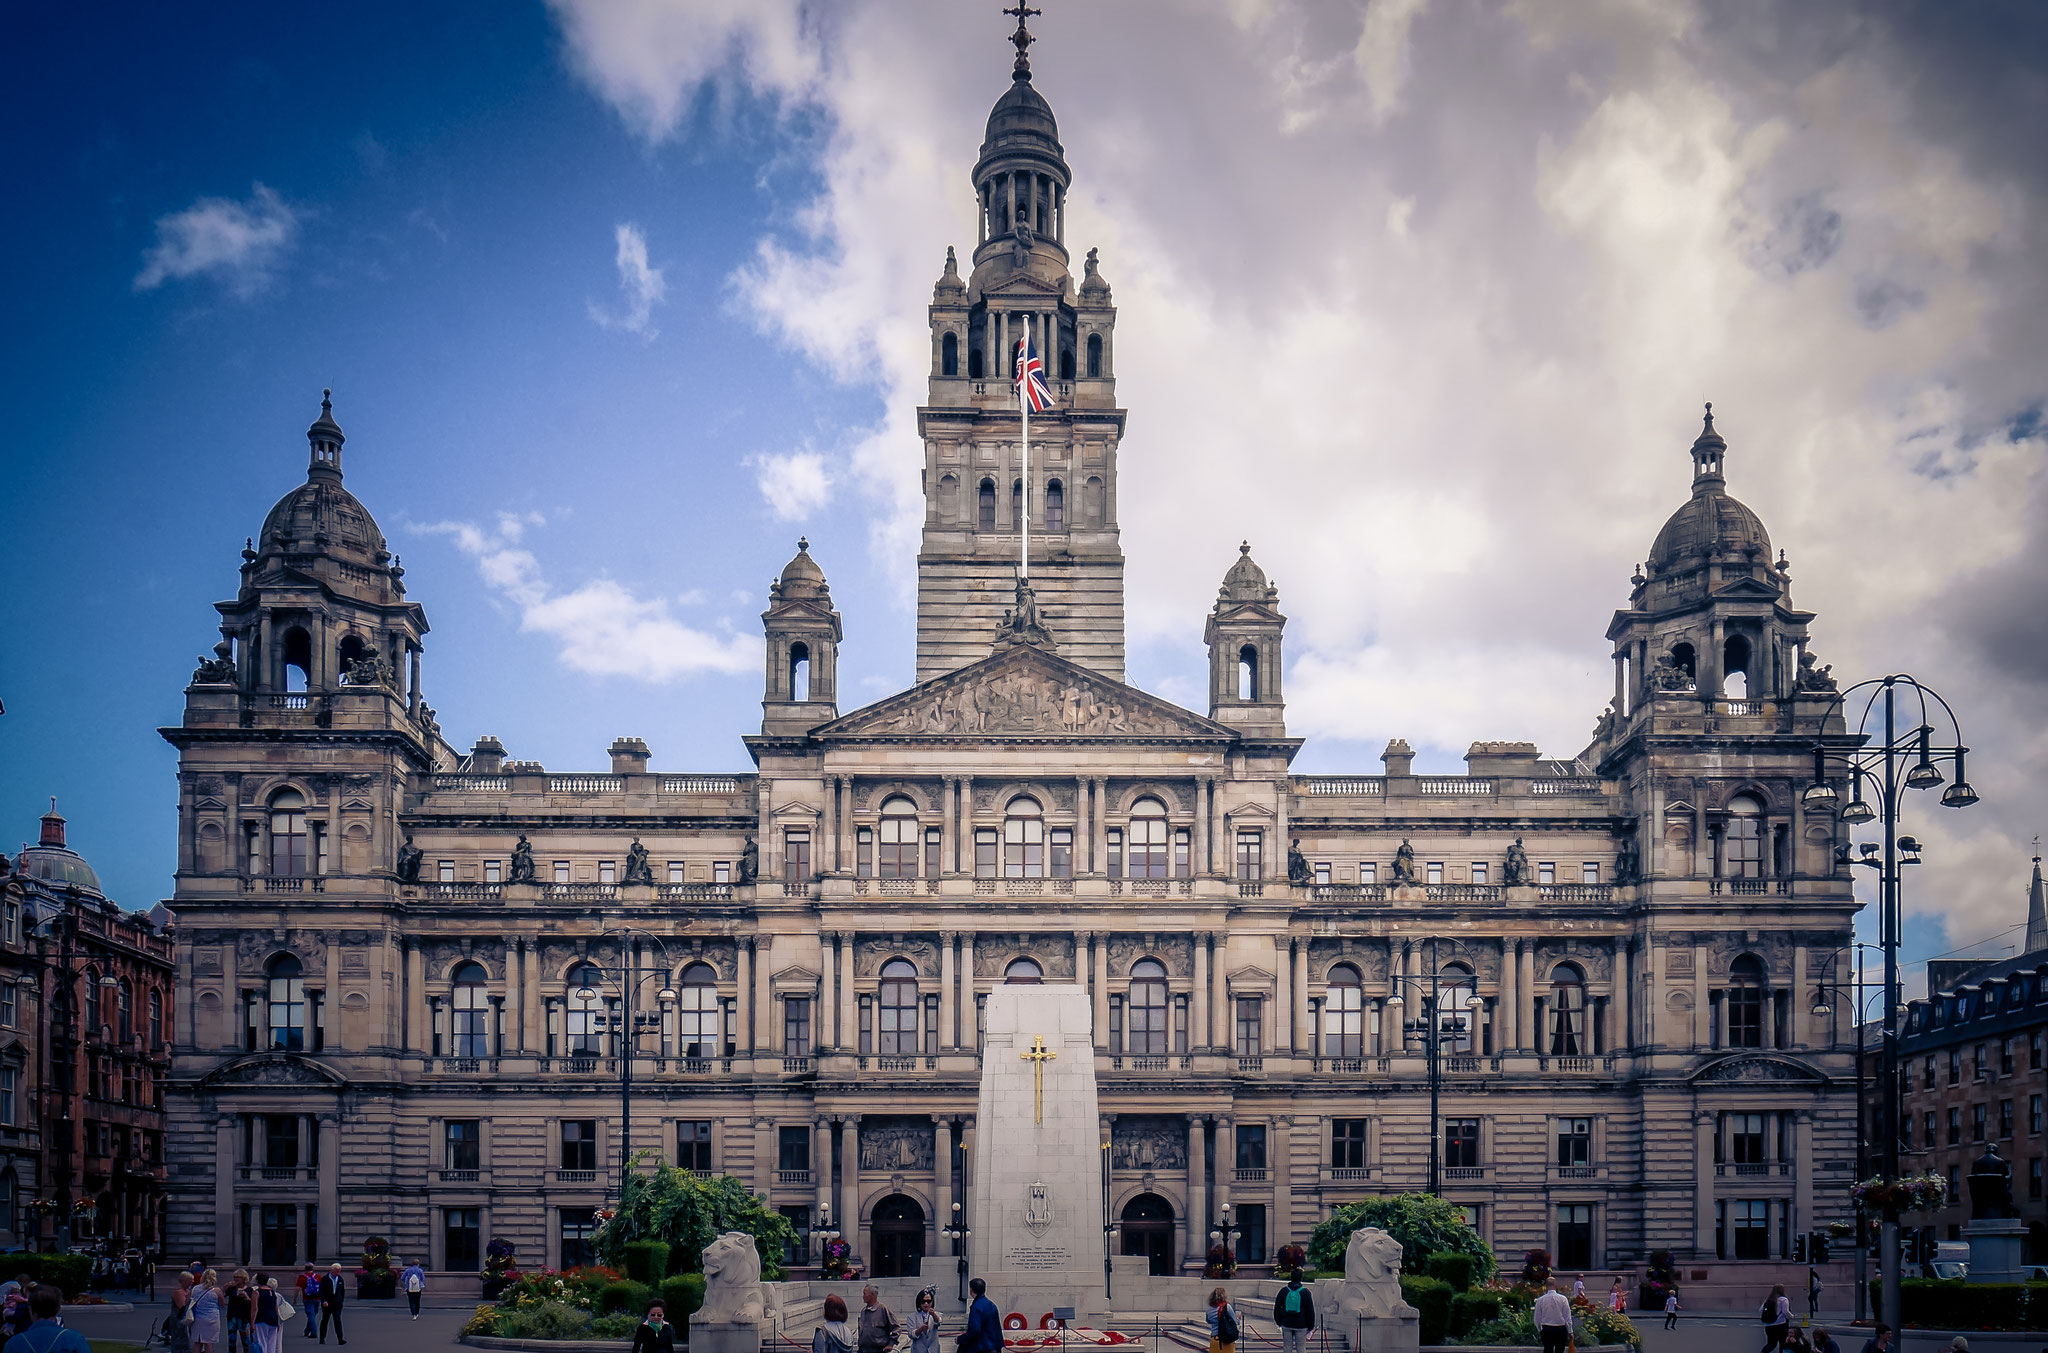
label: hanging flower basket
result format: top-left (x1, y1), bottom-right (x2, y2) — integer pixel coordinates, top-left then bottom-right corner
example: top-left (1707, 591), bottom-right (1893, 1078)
top-left (1852, 1173), bottom-right (1949, 1213)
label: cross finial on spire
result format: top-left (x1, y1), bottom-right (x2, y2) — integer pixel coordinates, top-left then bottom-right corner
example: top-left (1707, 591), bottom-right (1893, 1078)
top-left (1003, 2), bottom-right (1041, 79)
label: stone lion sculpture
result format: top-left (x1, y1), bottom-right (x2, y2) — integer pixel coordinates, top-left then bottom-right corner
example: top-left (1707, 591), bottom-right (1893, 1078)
top-left (697, 1231), bottom-right (767, 1324)
top-left (1343, 1227), bottom-right (1408, 1316)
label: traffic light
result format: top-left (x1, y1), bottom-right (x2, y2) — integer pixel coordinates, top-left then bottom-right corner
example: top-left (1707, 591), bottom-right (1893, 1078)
top-left (1793, 1234), bottom-right (1807, 1262)
top-left (1811, 1232), bottom-right (1830, 1263)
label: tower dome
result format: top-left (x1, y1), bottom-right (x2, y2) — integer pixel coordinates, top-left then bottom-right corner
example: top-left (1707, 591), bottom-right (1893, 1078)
top-left (1219, 542), bottom-right (1276, 602)
top-left (1645, 404), bottom-right (1771, 577)
top-left (775, 537), bottom-right (830, 603)
top-left (256, 391), bottom-right (391, 573)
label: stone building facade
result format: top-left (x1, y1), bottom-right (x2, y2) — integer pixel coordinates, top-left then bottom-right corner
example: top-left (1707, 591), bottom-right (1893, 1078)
top-left (1, 805), bottom-right (175, 1251)
top-left (161, 31), bottom-right (1863, 1280)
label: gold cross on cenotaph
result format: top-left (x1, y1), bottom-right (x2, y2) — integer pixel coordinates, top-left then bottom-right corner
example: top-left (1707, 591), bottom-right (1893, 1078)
top-left (1020, 1035), bottom-right (1058, 1125)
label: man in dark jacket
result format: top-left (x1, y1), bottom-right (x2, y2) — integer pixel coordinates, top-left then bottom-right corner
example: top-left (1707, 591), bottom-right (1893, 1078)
top-left (957, 1278), bottom-right (1001, 1353)
top-left (319, 1262), bottom-right (348, 1345)
top-left (1272, 1275), bottom-right (1317, 1353)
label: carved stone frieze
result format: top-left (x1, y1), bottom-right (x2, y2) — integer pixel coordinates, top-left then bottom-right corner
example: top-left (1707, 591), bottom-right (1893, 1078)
top-left (1111, 1115), bottom-right (1188, 1171)
top-left (972, 936), bottom-right (1076, 979)
top-left (856, 938), bottom-right (939, 978)
top-left (859, 1117), bottom-right (936, 1171)
top-left (834, 648), bottom-right (1210, 739)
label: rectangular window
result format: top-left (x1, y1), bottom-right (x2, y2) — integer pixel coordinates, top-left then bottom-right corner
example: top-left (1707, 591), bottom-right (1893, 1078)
top-left (1977, 1043), bottom-right (1988, 1079)
top-left (559, 1208), bottom-right (598, 1270)
top-left (1105, 828), bottom-right (1123, 879)
top-left (925, 828), bottom-right (943, 878)
top-left (599, 860), bottom-right (616, 884)
top-left (856, 828), bottom-right (874, 878)
top-left (484, 859), bottom-right (502, 883)
top-left (0, 1069), bottom-right (14, 1126)
top-left (784, 830), bottom-right (811, 882)
top-left (1050, 828), bottom-right (1073, 879)
top-left (1235, 831), bottom-right (1262, 880)
top-left (858, 995), bottom-right (874, 1055)
top-left (665, 861), bottom-right (684, 883)
top-left (1173, 828), bottom-right (1191, 879)
top-left (1445, 1119), bottom-right (1480, 1169)
top-left (925, 994), bottom-right (940, 1056)
top-left (265, 1115), bottom-right (300, 1169)
top-left (1949, 1107), bottom-right (1962, 1146)
top-left (1108, 997), bottom-right (1123, 1053)
top-left (1173, 996), bottom-right (1189, 1054)
top-left (1235, 998), bottom-right (1262, 1056)
top-left (1469, 861), bottom-right (1487, 886)
top-left (778, 1126), bottom-right (810, 1172)
top-left (1974, 1103), bottom-right (1988, 1143)
top-left (1582, 862), bottom-right (1600, 884)
top-left (678, 1120), bottom-right (712, 1170)
top-left (445, 1120), bottom-right (480, 1172)
top-left (1557, 1204), bottom-right (1595, 1269)
top-left (1426, 862), bottom-right (1444, 885)
top-left (1538, 861), bottom-right (1556, 885)
top-left (975, 828), bottom-right (999, 879)
top-left (553, 860), bottom-right (570, 884)
top-left (2, 903), bottom-right (17, 945)
top-left (1925, 1112), bottom-right (1936, 1149)
top-left (778, 1205), bottom-right (811, 1266)
top-left (2034, 1160), bottom-right (2045, 1202)
top-left (2004, 1037), bottom-right (2017, 1075)
top-left (259, 1203), bottom-right (298, 1268)
top-left (1332, 1119), bottom-right (1368, 1170)
top-left (0, 983), bottom-right (13, 1029)
top-left (1732, 1200), bottom-right (1769, 1260)
top-left (713, 861), bottom-right (731, 884)
top-left (1313, 862), bottom-right (1331, 886)
top-left (1725, 1113), bottom-right (1766, 1164)
top-left (1359, 861), bottom-right (1377, 884)
top-left (437, 859), bottom-right (455, 882)
top-left (1557, 1117), bottom-right (1592, 1167)
top-left (1951, 1049), bottom-right (1962, 1084)
top-left (445, 1207), bottom-right (481, 1273)
top-left (1234, 1202), bottom-right (1267, 1266)
top-left (2031, 1095), bottom-right (2042, 1135)
top-left (2034, 1030), bottom-right (2044, 1069)
top-left (1236, 1125), bottom-right (1268, 1171)
top-left (1926, 1056), bottom-right (1937, 1090)
top-left (784, 998), bottom-right (812, 1055)
top-left (2002, 1099), bottom-right (2016, 1139)
top-left (561, 1120), bottom-right (598, 1172)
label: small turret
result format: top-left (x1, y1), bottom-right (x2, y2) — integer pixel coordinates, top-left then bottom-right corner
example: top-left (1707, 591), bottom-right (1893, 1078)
top-left (761, 538), bottom-right (844, 736)
top-left (1204, 542), bottom-right (1287, 734)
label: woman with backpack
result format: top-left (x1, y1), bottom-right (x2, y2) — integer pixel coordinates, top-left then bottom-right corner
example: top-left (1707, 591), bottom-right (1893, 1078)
top-left (1206, 1287), bottom-right (1240, 1353)
top-left (1760, 1282), bottom-right (1792, 1352)
top-left (399, 1259), bottom-right (427, 1320)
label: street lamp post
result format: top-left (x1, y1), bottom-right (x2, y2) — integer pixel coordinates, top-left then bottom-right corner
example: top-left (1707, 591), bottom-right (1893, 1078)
top-left (1208, 1201), bottom-right (1241, 1276)
top-left (1385, 937), bottom-right (1472, 1195)
top-left (817, 1202), bottom-right (842, 1273)
top-left (944, 1200), bottom-right (971, 1304)
top-left (577, 926), bottom-right (678, 1202)
top-left (1810, 941), bottom-right (1882, 1322)
top-left (1801, 673), bottom-right (1979, 1336)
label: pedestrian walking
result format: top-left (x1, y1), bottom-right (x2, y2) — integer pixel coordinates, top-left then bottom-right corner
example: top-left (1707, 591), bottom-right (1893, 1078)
top-left (909, 1286), bottom-right (942, 1353)
top-left (1271, 1269), bottom-right (1316, 1353)
top-left (1570, 1276), bottom-right (1586, 1302)
top-left (225, 1268), bottom-right (253, 1353)
top-left (159, 1273), bottom-right (194, 1352)
top-left (1760, 1283), bottom-right (1792, 1353)
top-left (318, 1261), bottom-right (348, 1345)
top-left (1532, 1281), bottom-right (1573, 1353)
top-left (6, 1286), bottom-right (91, 1353)
top-left (858, 1285), bottom-right (901, 1353)
top-left (813, 1293), bottom-right (856, 1353)
top-left (1608, 1278), bottom-right (1625, 1313)
top-left (190, 1270), bottom-right (223, 1353)
top-left (296, 1265), bottom-right (320, 1339)
top-left (1808, 1264), bottom-right (1823, 1319)
top-left (1855, 1323), bottom-right (1893, 1353)
top-left (958, 1278), bottom-right (1001, 1353)
top-left (251, 1274), bottom-right (284, 1353)
top-left (1662, 1288), bottom-right (1680, 1330)
top-left (1205, 1287), bottom-right (1239, 1353)
top-left (400, 1259), bottom-right (427, 1319)
top-left (631, 1301), bottom-right (679, 1353)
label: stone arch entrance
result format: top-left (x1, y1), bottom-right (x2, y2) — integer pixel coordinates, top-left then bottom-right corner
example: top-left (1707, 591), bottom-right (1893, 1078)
top-left (1120, 1193), bottom-right (1175, 1276)
top-left (872, 1193), bottom-right (926, 1278)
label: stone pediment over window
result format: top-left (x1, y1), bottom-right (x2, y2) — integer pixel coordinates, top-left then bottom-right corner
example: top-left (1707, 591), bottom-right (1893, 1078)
top-left (769, 966), bottom-right (822, 995)
top-left (1222, 801), bottom-right (1277, 821)
top-left (981, 273), bottom-right (1067, 299)
top-left (1664, 800), bottom-right (1696, 817)
top-left (1688, 1053), bottom-right (1825, 1086)
top-left (815, 644), bottom-right (1233, 744)
top-left (1709, 575), bottom-right (1786, 602)
top-left (770, 801), bottom-right (823, 822)
top-left (199, 1052), bottom-right (348, 1090)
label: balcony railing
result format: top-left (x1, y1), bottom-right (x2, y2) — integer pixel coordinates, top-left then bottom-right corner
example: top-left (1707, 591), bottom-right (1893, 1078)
top-left (1234, 1168), bottom-right (1267, 1183)
top-left (1236, 1057), bottom-right (1264, 1073)
top-left (782, 1057), bottom-right (814, 1075)
top-left (1710, 877), bottom-right (1794, 896)
top-left (1717, 1162), bottom-right (1773, 1177)
top-left (659, 776), bottom-right (743, 794)
top-left (440, 1169), bottom-right (481, 1183)
top-left (269, 694), bottom-right (309, 711)
top-left (658, 883), bottom-right (735, 901)
top-left (1531, 778), bottom-right (1604, 795)
top-left (1443, 1166), bottom-right (1486, 1181)
top-left (1536, 883), bottom-right (1614, 903)
top-left (1418, 777), bottom-right (1494, 796)
top-left (1551, 1165), bottom-right (1603, 1180)
top-left (1311, 883), bottom-right (1388, 903)
top-left (549, 775), bottom-right (625, 794)
top-left (245, 876), bottom-right (324, 893)
top-left (876, 1057), bottom-right (920, 1072)
top-left (1296, 777), bottom-right (1386, 796)
top-left (557, 1169), bottom-right (599, 1183)
top-left (433, 774), bottom-right (509, 792)
top-left (1328, 1167), bottom-right (1375, 1182)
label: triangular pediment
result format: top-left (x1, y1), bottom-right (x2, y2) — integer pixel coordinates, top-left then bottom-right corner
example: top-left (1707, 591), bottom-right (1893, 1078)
top-left (771, 801), bottom-right (822, 821)
top-left (1223, 801), bottom-right (1277, 820)
top-left (1710, 576), bottom-right (1785, 601)
top-left (816, 644), bottom-right (1235, 743)
top-left (982, 273), bottom-right (1066, 298)
top-left (199, 1052), bottom-right (349, 1090)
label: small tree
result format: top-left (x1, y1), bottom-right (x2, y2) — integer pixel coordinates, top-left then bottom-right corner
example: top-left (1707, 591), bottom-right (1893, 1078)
top-left (1307, 1195), bottom-right (1496, 1282)
top-left (594, 1156), bottom-right (795, 1278)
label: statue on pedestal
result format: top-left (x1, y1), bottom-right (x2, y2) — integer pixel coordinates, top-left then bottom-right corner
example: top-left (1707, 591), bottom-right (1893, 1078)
top-left (1391, 840), bottom-right (1418, 885)
top-left (737, 836), bottom-right (759, 885)
top-left (1613, 830), bottom-right (1641, 886)
top-left (1503, 838), bottom-right (1530, 887)
top-left (623, 838), bottom-right (653, 885)
top-left (1970, 1143), bottom-right (2015, 1220)
top-left (508, 835), bottom-right (535, 883)
top-left (394, 835), bottom-right (424, 883)
top-left (1288, 838), bottom-right (1313, 886)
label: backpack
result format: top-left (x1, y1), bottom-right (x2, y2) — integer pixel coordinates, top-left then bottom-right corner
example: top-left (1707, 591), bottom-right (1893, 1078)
top-left (1760, 1298), bottom-right (1775, 1323)
top-left (406, 1273), bottom-right (422, 1293)
top-left (1282, 1288), bottom-right (1303, 1316)
top-left (1216, 1305), bottom-right (1239, 1345)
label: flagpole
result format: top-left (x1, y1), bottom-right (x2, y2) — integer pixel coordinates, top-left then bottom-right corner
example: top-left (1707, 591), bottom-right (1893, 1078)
top-left (1019, 333), bottom-right (1030, 580)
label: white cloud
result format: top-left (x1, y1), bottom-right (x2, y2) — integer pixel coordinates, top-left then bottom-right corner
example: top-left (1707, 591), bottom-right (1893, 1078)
top-left (587, 224), bottom-right (667, 338)
top-left (414, 516), bottom-right (756, 681)
top-left (133, 183), bottom-right (299, 297)
top-left (748, 448), bottom-right (834, 521)
top-left (547, 0), bottom-right (818, 142)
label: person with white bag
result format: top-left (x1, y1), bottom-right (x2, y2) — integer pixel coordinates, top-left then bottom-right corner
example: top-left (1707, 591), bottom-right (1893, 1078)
top-left (252, 1274), bottom-right (287, 1353)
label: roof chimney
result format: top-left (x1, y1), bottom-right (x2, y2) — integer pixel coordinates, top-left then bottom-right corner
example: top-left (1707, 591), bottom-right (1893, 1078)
top-left (39, 797), bottom-right (65, 848)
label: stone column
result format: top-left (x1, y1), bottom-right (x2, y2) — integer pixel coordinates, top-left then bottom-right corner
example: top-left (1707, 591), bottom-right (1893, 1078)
top-left (319, 1115), bottom-right (341, 1258)
top-left (814, 1117), bottom-right (833, 1218)
top-left (1694, 1113), bottom-right (1716, 1257)
top-left (755, 936), bottom-right (774, 1053)
top-left (940, 931), bottom-right (958, 1051)
top-left (1078, 776), bottom-right (1091, 873)
top-left (1193, 779), bottom-right (1210, 877)
top-left (737, 939), bottom-right (753, 1054)
top-left (407, 939), bottom-right (426, 1055)
top-left (933, 1116), bottom-right (954, 1243)
top-left (960, 1117), bottom-right (977, 1239)
top-left (1094, 777), bottom-right (1109, 875)
top-left (1616, 938), bottom-right (1632, 1054)
top-left (1193, 933), bottom-right (1210, 1051)
top-left (1273, 789), bottom-right (1289, 882)
top-left (1094, 934), bottom-right (1111, 1049)
top-left (507, 937), bottom-right (524, 1053)
top-left (525, 941), bottom-right (543, 1052)
top-left (1519, 943), bottom-right (1536, 1053)
top-left (1292, 941), bottom-right (1309, 1055)
top-left (214, 1116), bottom-right (236, 1260)
top-left (1501, 939), bottom-right (1519, 1052)
top-left (1693, 944), bottom-right (1710, 1050)
top-left (1275, 935), bottom-right (1292, 1055)
top-left (1794, 1111), bottom-right (1815, 1239)
top-left (1210, 935), bottom-right (1227, 1052)
top-left (1790, 943), bottom-right (1808, 1047)
top-left (841, 1115), bottom-right (863, 1261)
top-left (1185, 1116), bottom-right (1205, 1267)
top-left (960, 932), bottom-right (977, 1048)
top-left (840, 935), bottom-right (857, 1053)
top-left (1215, 1118), bottom-right (1234, 1217)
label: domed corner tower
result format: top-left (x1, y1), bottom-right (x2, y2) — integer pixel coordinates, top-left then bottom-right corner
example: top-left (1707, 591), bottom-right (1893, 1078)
top-left (915, 9), bottom-right (1127, 684)
top-left (1598, 404), bottom-right (1851, 887)
top-left (1205, 542), bottom-right (1287, 736)
top-left (760, 537), bottom-right (843, 737)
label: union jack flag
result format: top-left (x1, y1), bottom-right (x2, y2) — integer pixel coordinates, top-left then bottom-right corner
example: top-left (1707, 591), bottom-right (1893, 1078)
top-left (1015, 335), bottom-right (1056, 413)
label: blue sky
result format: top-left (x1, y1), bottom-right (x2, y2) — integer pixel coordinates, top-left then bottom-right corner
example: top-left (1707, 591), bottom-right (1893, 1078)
top-left (4, 2), bottom-right (2046, 994)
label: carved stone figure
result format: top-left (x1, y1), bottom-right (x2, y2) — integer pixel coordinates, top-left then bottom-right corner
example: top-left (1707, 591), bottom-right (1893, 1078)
top-left (697, 1232), bottom-right (767, 1324)
top-left (1652, 650), bottom-right (1694, 692)
top-left (394, 835), bottom-right (424, 883)
top-left (1084, 247), bottom-right (1100, 281)
top-left (508, 835), bottom-right (535, 883)
top-left (1343, 1226), bottom-right (1406, 1311)
top-left (1592, 703), bottom-right (1619, 741)
top-left (343, 653), bottom-right (395, 688)
top-left (737, 836), bottom-right (758, 885)
top-left (1503, 838), bottom-right (1530, 887)
top-left (995, 576), bottom-right (1058, 654)
top-left (1011, 219), bottom-right (1034, 268)
top-left (1111, 1116), bottom-right (1189, 1171)
top-left (859, 1119), bottom-right (936, 1171)
top-left (623, 838), bottom-right (653, 885)
top-left (1613, 830), bottom-right (1641, 886)
top-left (1288, 838), bottom-right (1312, 886)
top-left (192, 641), bottom-right (238, 685)
top-left (1797, 650), bottom-right (1838, 693)
top-left (1390, 840), bottom-right (1418, 885)
top-left (1970, 1143), bottom-right (2015, 1220)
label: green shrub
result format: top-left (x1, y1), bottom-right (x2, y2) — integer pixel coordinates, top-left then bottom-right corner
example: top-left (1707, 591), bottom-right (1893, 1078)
top-left (494, 1300), bottom-right (594, 1340)
top-left (598, 1279), bottom-right (654, 1314)
top-left (1448, 1290), bottom-right (1501, 1335)
top-left (660, 1271), bottom-right (708, 1334)
top-left (1399, 1275), bottom-right (1453, 1346)
top-left (460, 1304), bottom-right (500, 1337)
top-left (1308, 1195), bottom-right (1496, 1282)
top-left (624, 1240), bottom-right (672, 1286)
top-left (0, 1255), bottom-right (92, 1299)
top-left (1868, 1279), bottom-right (2048, 1330)
top-left (1576, 1305), bottom-right (1643, 1350)
top-left (590, 1312), bottom-right (641, 1337)
top-left (1459, 1309), bottom-right (1538, 1347)
top-left (1425, 1251), bottom-right (1475, 1292)
top-left (595, 1157), bottom-right (795, 1278)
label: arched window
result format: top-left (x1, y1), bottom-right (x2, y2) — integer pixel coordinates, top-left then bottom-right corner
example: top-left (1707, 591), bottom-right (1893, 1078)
top-left (1670, 642), bottom-right (1696, 685)
top-left (268, 954), bottom-right (305, 1052)
top-left (1238, 645), bottom-right (1259, 702)
top-left (677, 962), bottom-right (719, 1059)
top-left (1004, 958), bottom-right (1043, 985)
top-left (1323, 964), bottom-right (1363, 1059)
top-left (1011, 479), bottom-right (1023, 531)
top-left (337, 634), bottom-right (368, 681)
top-left (978, 479), bottom-right (997, 532)
top-left (148, 989), bottom-right (163, 1046)
top-left (268, 789), bottom-right (309, 877)
top-left (1436, 963), bottom-right (1477, 1053)
top-left (789, 641), bottom-right (810, 702)
top-left (566, 962), bottom-right (606, 1057)
top-left (1087, 333), bottom-right (1103, 378)
top-left (1728, 954), bottom-right (1766, 1048)
top-left (1004, 797), bottom-right (1044, 878)
top-left (1548, 962), bottom-right (1586, 1056)
top-left (1059, 346), bottom-right (1075, 380)
top-left (117, 978), bottom-right (133, 1041)
top-left (878, 797), bottom-right (919, 878)
top-left (1045, 480), bottom-right (1064, 532)
top-left (452, 961), bottom-right (489, 1058)
top-left (282, 627), bottom-right (312, 692)
top-left (1723, 634), bottom-right (1751, 697)
top-left (879, 959), bottom-right (919, 1055)
top-left (1725, 794), bottom-right (1765, 878)
top-left (968, 341), bottom-right (984, 380)
top-left (1128, 798), bottom-right (1169, 879)
top-left (1129, 959), bottom-right (1169, 1055)
top-left (941, 332), bottom-right (959, 377)
top-left (84, 969), bottom-right (102, 1032)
